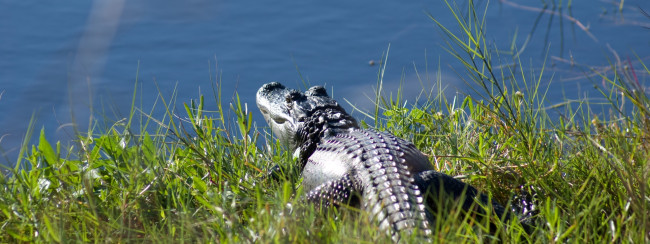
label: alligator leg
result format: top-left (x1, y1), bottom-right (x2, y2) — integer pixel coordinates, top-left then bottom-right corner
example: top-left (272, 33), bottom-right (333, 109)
top-left (414, 170), bottom-right (509, 224)
top-left (303, 174), bottom-right (359, 209)
top-left (304, 172), bottom-right (432, 242)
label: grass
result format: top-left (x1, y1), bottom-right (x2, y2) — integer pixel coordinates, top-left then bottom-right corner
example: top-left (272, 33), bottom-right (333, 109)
top-left (1, 0), bottom-right (649, 243)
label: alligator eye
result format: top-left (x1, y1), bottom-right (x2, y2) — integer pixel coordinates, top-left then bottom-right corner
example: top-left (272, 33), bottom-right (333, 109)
top-left (285, 90), bottom-right (302, 104)
top-left (306, 86), bottom-right (328, 97)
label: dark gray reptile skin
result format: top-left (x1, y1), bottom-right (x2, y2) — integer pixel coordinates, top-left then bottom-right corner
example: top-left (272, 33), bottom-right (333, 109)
top-left (302, 129), bottom-right (432, 234)
top-left (256, 82), bottom-right (526, 241)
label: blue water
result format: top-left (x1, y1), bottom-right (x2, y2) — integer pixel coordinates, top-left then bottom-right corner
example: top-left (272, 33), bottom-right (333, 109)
top-left (1, 0), bottom-right (649, 165)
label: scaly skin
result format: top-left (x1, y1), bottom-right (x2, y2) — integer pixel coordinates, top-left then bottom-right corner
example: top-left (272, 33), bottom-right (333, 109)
top-left (302, 129), bottom-right (432, 236)
top-left (256, 82), bottom-right (523, 241)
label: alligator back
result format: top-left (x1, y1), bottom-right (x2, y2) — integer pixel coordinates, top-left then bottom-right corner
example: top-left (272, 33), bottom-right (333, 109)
top-left (302, 129), bottom-right (433, 239)
top-left (256, 82), bottom-right (533, 241)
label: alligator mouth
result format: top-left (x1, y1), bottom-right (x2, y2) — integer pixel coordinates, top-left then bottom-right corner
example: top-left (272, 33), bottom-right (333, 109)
top-left (256, 82), bottom-right (293, 125)
top-left (258, 106), bottom-right (288, 125)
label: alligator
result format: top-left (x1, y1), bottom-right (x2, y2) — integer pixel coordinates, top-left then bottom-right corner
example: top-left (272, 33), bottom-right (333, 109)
top-left (256, 82), bottom-right (526, 241)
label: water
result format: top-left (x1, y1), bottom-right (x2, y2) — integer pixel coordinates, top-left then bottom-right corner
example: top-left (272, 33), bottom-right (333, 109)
top-left (1, 0), bottom-right (649, 165)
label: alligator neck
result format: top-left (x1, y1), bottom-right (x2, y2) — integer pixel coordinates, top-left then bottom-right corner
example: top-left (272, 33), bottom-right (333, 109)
top-left (295, 106), bottom-right (358, 167)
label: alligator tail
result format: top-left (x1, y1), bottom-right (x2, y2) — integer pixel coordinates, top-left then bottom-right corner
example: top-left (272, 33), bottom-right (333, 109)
top-left (354, 132), bottom-right (432, 241)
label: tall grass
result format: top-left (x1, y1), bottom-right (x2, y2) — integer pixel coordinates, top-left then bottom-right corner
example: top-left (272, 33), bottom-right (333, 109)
top-left (1, 0), bottom-right (648, 242)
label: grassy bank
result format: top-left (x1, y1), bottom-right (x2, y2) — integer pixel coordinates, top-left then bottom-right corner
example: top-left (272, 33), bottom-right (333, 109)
top-left (1, 1), bottom-right (649, 243)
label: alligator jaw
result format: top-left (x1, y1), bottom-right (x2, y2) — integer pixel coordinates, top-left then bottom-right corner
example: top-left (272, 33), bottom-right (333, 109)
top-left (256, 82), bottom-right (298, 149)
top-left (256, 82), bottom-right (292, 125)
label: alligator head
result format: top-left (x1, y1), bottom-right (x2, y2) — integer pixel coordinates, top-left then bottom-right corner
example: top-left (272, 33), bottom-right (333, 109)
top-left (256, 82), bottom-right (358, 155)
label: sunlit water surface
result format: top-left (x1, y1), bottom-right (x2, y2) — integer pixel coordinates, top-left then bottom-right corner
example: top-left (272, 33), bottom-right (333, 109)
top-left (1, 0), bottom-right (649, 165)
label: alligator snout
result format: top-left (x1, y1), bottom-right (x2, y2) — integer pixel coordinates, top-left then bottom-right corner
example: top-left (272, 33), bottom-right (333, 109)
top-left (258, 82), bottom-right (285, 94)
top-left (256, 82), bottom-right (290, 108)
